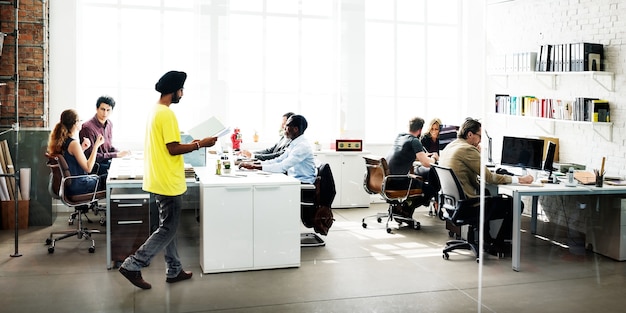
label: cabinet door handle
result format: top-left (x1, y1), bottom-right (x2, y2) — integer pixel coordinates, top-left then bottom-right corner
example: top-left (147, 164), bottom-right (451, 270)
top-left (117, 220), bottom-right (144, 225)
top-left (224, 186), bottom-right (252, 191)
top-left (254, 186), bottom-right (280, 190)
top-left (114, 203), bottom-right (146, 207)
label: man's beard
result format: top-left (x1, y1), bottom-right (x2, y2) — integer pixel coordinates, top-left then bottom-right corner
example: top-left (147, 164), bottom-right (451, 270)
top-left (171, 92), bottom-right (181, 103)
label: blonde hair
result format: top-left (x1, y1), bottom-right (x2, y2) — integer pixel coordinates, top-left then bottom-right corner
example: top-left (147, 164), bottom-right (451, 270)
top-left (48, 109), bottom-right (78, 155)
top-left (425, 118), bottom-right (442, 137)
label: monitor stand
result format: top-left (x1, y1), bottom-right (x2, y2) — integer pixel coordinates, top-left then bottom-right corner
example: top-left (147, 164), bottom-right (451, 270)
top-left (545, 169), bottom-right (559, 184)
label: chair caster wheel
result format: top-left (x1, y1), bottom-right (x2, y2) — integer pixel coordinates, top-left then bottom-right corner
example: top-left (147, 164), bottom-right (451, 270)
top-left (362, 223), bottom-right (367, 228)
top-left (45, 238), bottom-right (52, 245)
top-left (48, 247), bottom-right (55, 254)
top-left (413, 222), bottom-right (421, 230)
top-left (377, 217), bottom-right (382, 223)
top-left (476, 258), bottom-right (480, 263)
top-left (89, 247), bottom-right (95, 253)
top-left (100, 220), bottom-right (106, 227)
top-left (68, 221), bottom-right (74, 226)
top-left (443, 252), bottom-right (449, 260)
top-left (386, 228), bottom-right (392, 234)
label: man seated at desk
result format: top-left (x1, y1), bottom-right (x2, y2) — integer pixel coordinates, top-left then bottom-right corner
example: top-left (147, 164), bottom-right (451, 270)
top-left (239, 114), bottom-right (316, 184)
top-left (386, 117), bottom-right (439, 218)
top-left (438, 117), bottom-right (533, 249)
top-left (240, 112), bottom-right (294, 161)
top-left (439, 117), bottom-right (534, 194)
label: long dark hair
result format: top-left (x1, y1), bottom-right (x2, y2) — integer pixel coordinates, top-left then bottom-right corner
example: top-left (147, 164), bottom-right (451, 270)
top-left (48, 109), bottom-right (78, 155)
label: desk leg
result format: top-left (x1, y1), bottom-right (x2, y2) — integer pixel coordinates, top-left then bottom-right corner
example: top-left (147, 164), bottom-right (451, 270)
top-left (106, 186), bottom-right (112, 270)
top-left (512, 190), bottom-right (521, 272)
top-left (530, 196), bottom-right (539, 234)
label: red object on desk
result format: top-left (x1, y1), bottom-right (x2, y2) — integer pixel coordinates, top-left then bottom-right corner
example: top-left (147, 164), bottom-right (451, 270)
top-left (231, 128), bottom-right (242, 151)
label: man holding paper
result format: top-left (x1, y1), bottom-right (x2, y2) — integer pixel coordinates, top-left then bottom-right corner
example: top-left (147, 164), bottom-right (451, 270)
top-left (119, 70), bottom-right (217, 290)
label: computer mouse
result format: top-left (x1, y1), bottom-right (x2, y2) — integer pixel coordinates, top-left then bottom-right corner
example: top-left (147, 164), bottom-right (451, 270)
top-left (496, 168), bottom-right (513, 176)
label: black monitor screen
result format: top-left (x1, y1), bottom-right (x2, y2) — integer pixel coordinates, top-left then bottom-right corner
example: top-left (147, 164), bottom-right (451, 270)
top-left (543, 141), bottom-right (557, 172)
top-left (500, 136), bottom-right (545, 170)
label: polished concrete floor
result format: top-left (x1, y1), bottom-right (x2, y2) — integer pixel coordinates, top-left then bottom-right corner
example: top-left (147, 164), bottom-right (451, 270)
top-left (1, 203), bottom-right (626, 313)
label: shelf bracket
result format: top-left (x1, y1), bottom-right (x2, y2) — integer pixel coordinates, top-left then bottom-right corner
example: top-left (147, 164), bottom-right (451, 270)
top-left (590, 72), bottom-right (614, 92)
top-left (591, 122), bottom-right (613, 142)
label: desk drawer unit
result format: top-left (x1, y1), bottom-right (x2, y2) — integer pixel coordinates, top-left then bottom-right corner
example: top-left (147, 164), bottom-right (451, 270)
top-left (110, 193), bottom-right (150, 263)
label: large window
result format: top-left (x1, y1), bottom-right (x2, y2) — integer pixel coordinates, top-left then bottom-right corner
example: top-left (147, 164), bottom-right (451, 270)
top-left (74, 0), bottom-right (463, 147)
top-left (364, 0), bottom-right (461, 143)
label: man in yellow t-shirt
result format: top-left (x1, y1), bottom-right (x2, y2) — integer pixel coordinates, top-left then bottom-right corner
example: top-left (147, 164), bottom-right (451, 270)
top-left (119, 71), bottom-right (217, 290)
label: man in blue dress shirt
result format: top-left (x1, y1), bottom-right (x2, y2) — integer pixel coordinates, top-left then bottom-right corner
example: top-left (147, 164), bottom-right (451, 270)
top-left (239, 114), bottom-right (316, 184)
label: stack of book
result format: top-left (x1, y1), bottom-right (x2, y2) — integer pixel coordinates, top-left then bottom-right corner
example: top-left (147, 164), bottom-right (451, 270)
top-left (184, 166), bottom-right (196, 179)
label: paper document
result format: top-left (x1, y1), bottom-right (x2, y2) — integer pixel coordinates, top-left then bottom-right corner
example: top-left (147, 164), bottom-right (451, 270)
top-left (187, 116), bottom-right (230, 139)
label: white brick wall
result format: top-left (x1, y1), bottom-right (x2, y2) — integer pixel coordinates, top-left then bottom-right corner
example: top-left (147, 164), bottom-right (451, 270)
top-left (485, 0), bottom-right (626, 231)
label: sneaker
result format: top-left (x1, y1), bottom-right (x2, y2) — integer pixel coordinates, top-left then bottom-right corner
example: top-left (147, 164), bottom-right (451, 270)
top-left (119, 267), bottom-right (152, 289)
top-left (166, 270), bottom-right (193, 283)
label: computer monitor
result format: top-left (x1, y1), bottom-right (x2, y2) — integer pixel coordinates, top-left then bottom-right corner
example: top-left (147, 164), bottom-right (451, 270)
top-left (543, 141), bottom-right (557, 181)
top-left (438, 125), bottom-right (459, 150)
top-left (500, 136), bottom-right (545, 170)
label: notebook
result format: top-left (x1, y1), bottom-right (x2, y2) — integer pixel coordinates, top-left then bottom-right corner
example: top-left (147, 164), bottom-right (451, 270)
top-left (573, 171), bottom-right (596, 185)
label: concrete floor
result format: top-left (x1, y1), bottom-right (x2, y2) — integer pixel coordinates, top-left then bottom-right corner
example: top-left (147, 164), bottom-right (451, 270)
top-left (1, 203), bottom-right (625, 313)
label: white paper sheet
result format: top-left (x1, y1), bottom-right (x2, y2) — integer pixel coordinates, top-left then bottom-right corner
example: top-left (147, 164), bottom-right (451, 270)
top-left (186, 116), bottom-right (231, 139)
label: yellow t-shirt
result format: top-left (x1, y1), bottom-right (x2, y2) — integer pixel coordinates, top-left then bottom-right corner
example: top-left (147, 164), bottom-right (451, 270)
top-left (142, 104), bottom-right (186, 196)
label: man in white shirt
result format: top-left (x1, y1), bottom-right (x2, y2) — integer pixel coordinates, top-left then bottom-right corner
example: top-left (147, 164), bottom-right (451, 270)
top-left (241, 112), bottom-right (294, 161)
top-left (239, 114), bottom-right (316, 184)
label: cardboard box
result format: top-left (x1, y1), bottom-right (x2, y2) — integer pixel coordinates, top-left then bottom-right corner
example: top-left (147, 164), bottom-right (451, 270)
top-left (539, 136), bottom-right (559, 162)
top-left (1, 200), bottom-right (29, 229)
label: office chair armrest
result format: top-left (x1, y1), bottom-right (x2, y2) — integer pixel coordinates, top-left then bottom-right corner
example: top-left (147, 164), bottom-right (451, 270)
top-left (59, 173), bottom-right (102, 203)
top-left (407, 173), bottom-right (424, 181)
top-left (381, 174), bottom-right (422, 202)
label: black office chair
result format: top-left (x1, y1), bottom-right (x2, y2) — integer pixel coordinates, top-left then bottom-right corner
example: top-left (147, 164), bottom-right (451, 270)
top-left (361, 155), bottom-right (425, 233)
top-left (45, 153), bottom-right (106, 254)
top-left (432, 165), bottom-right (511, 262)
top-left (301, 163), bottom-right (336, 247)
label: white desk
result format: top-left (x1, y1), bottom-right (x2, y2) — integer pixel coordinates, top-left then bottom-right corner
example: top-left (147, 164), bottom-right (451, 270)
top-left (497, 182), bottom-right (626, 272)
top-left (194, 167), bottom-right (301, 273)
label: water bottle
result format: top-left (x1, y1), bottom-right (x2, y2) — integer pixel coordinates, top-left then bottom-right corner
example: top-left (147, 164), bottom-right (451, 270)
top-left (216, 159), bottom-right (222, 175)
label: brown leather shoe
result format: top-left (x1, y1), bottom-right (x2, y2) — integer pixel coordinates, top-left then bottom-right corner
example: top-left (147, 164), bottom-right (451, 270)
top-left (119, 267), bottom-right (152, 289)
top-left (166, 270), bottom-right (193, 283)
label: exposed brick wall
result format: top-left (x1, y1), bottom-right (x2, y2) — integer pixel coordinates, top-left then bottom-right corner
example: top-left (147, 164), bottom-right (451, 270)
top-left (0, 0), bottom-right (46, 128)
top-left (485, 0), bottom-right (626, 232)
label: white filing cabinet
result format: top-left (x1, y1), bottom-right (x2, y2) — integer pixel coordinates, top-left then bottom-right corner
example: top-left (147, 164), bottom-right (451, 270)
top-left (314, 151), bottom-right (370, 208)
top-left (586, 197), bottom-right (626, 261)
top-left (196, 168), bottom-right (301, 273)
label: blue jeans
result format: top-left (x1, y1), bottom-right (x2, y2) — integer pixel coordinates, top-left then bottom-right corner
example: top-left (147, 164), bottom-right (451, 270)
top-left (121, 194), bottom-right (183, 278)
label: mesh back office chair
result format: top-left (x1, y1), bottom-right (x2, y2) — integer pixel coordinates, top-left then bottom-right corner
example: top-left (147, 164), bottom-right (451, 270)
top-left (361, 155), bottom-right (424, 233)
top-left (301, 163), bottom-right (336, 247)
top-left (432, 164), bottom-right (511, 262)
top-left (45, 153), bottom-right (106, 254)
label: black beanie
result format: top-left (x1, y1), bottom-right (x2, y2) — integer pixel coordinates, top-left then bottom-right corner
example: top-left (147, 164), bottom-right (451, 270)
top-left (155, 71), bottom-right (187, 94)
